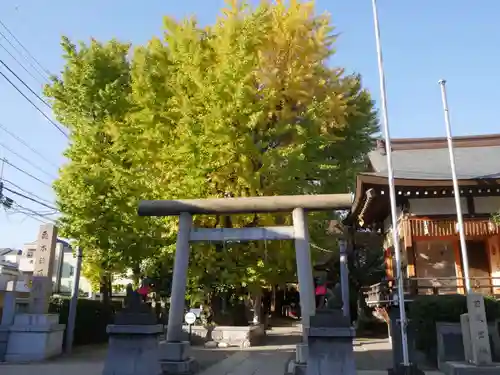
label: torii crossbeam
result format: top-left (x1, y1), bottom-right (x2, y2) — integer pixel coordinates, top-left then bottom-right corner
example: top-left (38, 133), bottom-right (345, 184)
top-left (138, 194), bottom-right (352, 373)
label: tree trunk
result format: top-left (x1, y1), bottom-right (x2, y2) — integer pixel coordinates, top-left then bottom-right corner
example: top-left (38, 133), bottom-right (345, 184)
top-left (252, 291), bottom-right (262, 324)
top-left (271, 285), bottom-right (276, 313)
top-left (108, 276), bottom-right (113, 301)
top-left (132, 265), bottom-right (141, 287)
top-left (221, 292), bottom-right (228, 314)
top-left (99, 273), bottom-right (110, 306)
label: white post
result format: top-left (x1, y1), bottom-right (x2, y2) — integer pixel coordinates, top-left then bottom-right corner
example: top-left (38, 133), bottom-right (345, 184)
top-left (371, 0), bottom-right (410, 366)
top-left (166, 212), bottom-right (193, 342)
top-left (292, 207), bottom-right (315, 340)
top-left (339, 239), bottom-right (350, 320)
top-left (438, 79), bottom-right (471, 293)
top-left (65, 246), bottom-right (83, 353)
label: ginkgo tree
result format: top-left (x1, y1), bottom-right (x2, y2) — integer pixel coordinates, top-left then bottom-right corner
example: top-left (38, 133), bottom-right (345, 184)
top-left (46, 0), bottom-right (378, 314)
top-left (45, 38), bottom-right (169, 304)
top-left (122, 0), bottom-right (378, 309)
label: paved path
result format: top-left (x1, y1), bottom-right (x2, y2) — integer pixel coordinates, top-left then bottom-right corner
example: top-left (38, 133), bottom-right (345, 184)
top-left (196, 333), bottom-right (443, 375)
top-left (197, 349), bottom-right (443, 375)
top-left (0, 332), bottom-right (442, 375)
top-left (0, 345), bottom-right (232, 375)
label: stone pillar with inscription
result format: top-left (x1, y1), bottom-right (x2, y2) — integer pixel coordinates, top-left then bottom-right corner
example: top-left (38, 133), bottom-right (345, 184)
top-left (30, 224), bottom-right (57, 313)
top-left (4, 224), bottom-right (66, 362)
top-left (443, 293), bottom-right (500, 375)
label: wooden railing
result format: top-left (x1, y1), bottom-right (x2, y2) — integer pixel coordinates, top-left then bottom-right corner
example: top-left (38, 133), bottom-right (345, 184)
top-left (364, 276), bottom-right (500, 306)
top-left (408, 218), bottom-right (499, 237)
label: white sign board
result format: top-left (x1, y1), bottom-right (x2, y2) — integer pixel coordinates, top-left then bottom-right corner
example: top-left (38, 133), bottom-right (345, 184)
top-left (184, 312), bottom-right (196, 325)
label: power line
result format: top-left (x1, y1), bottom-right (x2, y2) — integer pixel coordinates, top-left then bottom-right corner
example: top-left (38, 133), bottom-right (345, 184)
top-left (3, 185), bottom-right (58, 211)
top-left (0, 23), bottom-right (48, 82)
top-left (5, 208), bottom-right (48, 224)
top-left (0, 69), bottom-right (68, 138)
top-left (0, 121), bottom-right (60, 169)
top-left (11, 203), bottom-right (56, 224)
top-left (0, 40), bottom-right (45, 85)
top-left (0, 141), bottom-right (57, 180)
top-left (13, 201), bottom-right (55, 219)
top-left (0, 18), bottom-right (51, 79)
top-left (0, 30), bottom-right (48, 81)
top-left (2, 178), bottom-right (54, 205)
top-left (0, 59), bottom-right (51, 108)
top-left (23, 213), bottom-right (48, 224)
top-left (2, 158), bottom-right (52, 188)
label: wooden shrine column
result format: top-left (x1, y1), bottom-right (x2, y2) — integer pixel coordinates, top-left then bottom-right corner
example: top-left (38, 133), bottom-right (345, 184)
top-left (402, 218), bottom-right (416, 278)
top-left (401, 218), bottom-right (418, 295)
top-left (453, 238), bottom-right (465, 294)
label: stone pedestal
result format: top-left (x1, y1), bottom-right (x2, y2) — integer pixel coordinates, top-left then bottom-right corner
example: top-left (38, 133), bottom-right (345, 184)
top-left (4, 313), bottom-right (65, 362)
top-left (285, 342), bottom-right (308, 375)
top-left (442, 361), bottom-right (500, 375)
top-left (388, 307), bottom-right (425, 375)
top-left (158, 341), bottom-right (198, 374)
top-left (442, 294), bottom-right (500, 375)
top-left (102, 324), bottom-right (163, 375)
top-left (306, 309), bottom-right (356, 375)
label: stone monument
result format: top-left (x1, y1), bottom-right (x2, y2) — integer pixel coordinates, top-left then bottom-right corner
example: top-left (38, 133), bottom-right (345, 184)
top-left (442, 293), bottom-right (500, 375)
top-left (102, 284), bottom-right (164, 375)
top-left (4, 224), bottom-right (66, 362)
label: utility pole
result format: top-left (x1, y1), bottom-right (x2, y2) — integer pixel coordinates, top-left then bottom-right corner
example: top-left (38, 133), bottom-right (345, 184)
top-left (371, 0), bottom-right (412, 372)
top-left (437, 79), bottom-right (471, 294)
top-left (65, 246), bottom-right (83, 353)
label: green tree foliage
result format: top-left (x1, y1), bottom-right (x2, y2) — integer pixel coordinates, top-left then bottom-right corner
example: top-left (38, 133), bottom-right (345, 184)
top-left (46, 0), bottom-right (378, 304)
top-left (492, 211), bottom-right (500, 226)
top-left (45, 38), bottom-right (168, 301)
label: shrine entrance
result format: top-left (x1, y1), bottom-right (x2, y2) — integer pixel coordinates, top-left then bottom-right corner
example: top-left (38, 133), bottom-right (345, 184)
top-left (139, 194), bottom-right (351, 339)
top-left (138, 194), bottom-right (352, 365)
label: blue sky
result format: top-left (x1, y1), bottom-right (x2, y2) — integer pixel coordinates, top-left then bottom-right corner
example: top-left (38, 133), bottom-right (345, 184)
top-left (0, 0), bottom-right (498, 248)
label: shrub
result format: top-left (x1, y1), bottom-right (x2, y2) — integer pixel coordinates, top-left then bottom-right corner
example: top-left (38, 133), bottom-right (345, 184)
top-left (49, 296), bottom-right (122, 346)
top-left (408, 294), bottom-right (500, 361)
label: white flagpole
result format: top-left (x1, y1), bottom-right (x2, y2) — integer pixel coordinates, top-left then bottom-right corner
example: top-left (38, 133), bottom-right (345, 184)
top-left (371, 0), bottom-right (410, 366)
top-left (438, 79), bottom-right (471, 293)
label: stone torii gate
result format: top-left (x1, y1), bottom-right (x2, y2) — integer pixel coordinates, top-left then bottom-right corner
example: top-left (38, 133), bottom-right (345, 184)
top-left (138, 194), bottom-right (352, 373)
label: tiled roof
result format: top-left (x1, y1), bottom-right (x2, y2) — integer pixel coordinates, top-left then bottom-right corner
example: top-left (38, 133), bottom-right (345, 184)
top-left (368, 138), bottom-right (500, 181)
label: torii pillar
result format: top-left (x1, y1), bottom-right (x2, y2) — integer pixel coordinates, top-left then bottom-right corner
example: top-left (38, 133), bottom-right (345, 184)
top-left (138, 194), bottom-right (352, 374)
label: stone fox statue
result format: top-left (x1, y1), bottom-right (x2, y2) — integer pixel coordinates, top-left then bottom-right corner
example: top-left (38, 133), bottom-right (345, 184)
top-left (124, 283), bottom-right (143, 310)
top-left (324, 282), bottom-right (343, 310)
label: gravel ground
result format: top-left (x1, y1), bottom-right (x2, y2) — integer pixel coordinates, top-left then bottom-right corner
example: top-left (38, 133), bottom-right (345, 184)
top-left (191, 346), bottom-right (237, 372)
top-left (0, 343), bottom-right (237, 375)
